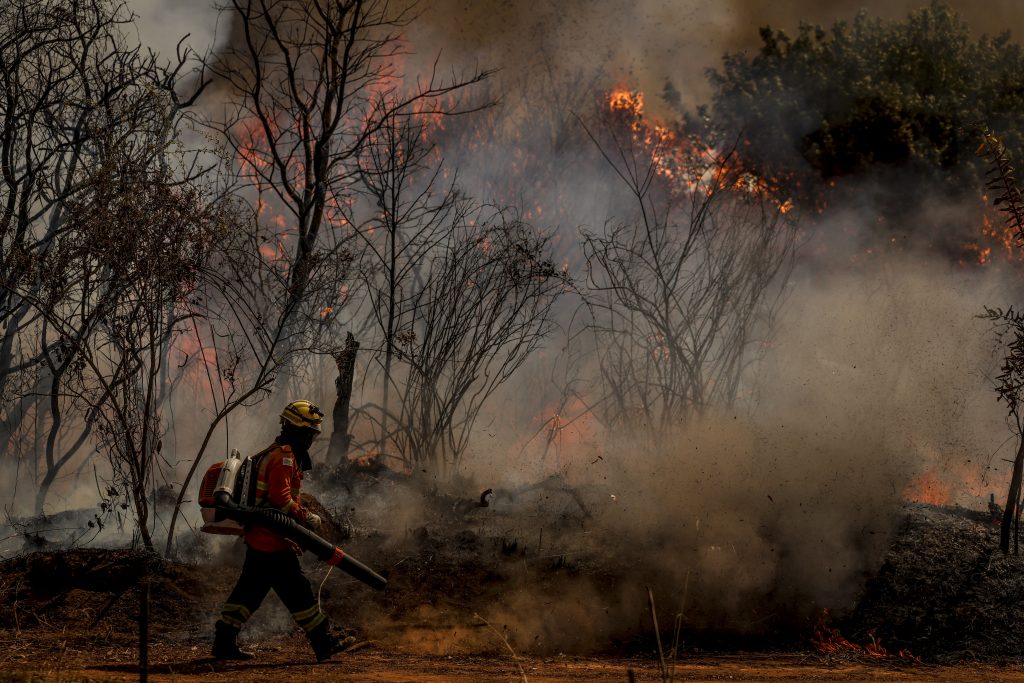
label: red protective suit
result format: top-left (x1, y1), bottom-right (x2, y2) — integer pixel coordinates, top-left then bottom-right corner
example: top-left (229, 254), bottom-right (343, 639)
top-left (244, 443), bottom-right (311, 553)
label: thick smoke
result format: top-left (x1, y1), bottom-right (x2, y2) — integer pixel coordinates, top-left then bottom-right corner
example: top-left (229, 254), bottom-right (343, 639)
top-left (407, 257), bottom-right (1010, 650)
top-left (129, 0), bottom-right (218, 63)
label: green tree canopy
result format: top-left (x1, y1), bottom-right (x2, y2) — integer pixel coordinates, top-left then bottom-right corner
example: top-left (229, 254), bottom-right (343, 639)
top-left (703, 1), bottom-right (1024, 233)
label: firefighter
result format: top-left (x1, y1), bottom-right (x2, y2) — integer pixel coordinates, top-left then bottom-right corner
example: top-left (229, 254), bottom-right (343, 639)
top-left (212, 399), bottom-right (356, 662)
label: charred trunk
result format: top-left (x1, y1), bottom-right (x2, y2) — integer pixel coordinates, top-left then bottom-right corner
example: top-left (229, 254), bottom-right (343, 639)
top-left (1001, 436), bottom-right (1024, 554)
top-left (327, 332), bottom-right (359, 468)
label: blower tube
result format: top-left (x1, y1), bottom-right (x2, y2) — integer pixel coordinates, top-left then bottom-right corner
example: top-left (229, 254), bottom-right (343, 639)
top-left (215, 492), bottom-right (387, 591)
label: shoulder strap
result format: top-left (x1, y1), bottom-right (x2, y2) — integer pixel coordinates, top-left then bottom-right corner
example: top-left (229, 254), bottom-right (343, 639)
top-left (241, 444), bottom-right (277, 508)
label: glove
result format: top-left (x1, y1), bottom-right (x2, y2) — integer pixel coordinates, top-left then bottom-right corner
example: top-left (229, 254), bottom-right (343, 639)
top-left (306, 513), bottom-right (322, 530)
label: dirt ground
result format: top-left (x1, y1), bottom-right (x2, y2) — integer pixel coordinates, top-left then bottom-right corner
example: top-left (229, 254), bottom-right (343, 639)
top-left (3, 637), bottom-right (1024, 683)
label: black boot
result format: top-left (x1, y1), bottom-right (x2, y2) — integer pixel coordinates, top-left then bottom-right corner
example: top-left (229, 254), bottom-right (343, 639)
top-left (308, 621), bottom-right (357, 663)
top-left (212, 621), bottom-right (254, 660)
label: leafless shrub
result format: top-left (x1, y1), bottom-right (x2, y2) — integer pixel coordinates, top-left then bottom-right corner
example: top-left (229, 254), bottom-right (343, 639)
top-left (348, 122), bottom-right (567, 474)
top-left (348, 108), bottom-right (460, 458)
top-left (389, 208), bottom-right (567, 475)
top-left (23, 120), bottom-right (227, 550)
top-left (0, 0), bottom-right (207, 518)
top-left (579, 125), bottom-right (798, 448)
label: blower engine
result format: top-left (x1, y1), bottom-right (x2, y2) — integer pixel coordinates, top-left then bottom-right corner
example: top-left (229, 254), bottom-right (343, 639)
top-left (199, 450), bottom-right (387, 591)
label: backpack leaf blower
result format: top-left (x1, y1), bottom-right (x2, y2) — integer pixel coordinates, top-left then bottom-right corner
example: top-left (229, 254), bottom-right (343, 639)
top-left (199, 450), bottom-right (387, 591)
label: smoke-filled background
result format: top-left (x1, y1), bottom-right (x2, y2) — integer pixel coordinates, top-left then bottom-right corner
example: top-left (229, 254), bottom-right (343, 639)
top-left (5, 0), bottom-right (1024, 652)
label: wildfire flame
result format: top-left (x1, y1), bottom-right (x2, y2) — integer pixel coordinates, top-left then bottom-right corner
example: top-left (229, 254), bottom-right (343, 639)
top-left (604, 88), bottom-right (794, 212)
top-left (972, 211), bottom-right (1024, 264)
top-left (811, 609), bottom-right (921, 663)
top-left (901, 448), bottom-right (994, 508)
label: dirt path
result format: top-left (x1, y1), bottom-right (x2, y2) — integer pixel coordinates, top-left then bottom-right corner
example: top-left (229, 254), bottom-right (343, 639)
top-left (5, 640), bottom-right (1024, 683)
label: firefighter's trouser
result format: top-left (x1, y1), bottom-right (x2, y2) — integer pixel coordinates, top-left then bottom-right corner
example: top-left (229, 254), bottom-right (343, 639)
top-left (219, 547), bottom-right (327, 633)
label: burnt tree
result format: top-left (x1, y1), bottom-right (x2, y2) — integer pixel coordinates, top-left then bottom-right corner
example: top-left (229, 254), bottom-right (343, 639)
top-left (327, 332), bottom-right (359, 467)
top-left (206, 0), bottom-right (489, 313)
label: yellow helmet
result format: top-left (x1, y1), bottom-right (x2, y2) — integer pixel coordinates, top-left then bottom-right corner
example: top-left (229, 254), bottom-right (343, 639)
top-left (280, 400), bottom-right (324, 432)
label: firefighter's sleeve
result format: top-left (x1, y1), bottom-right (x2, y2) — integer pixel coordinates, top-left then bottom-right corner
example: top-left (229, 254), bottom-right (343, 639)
top-left (265, 455), bottom-right (308, 523)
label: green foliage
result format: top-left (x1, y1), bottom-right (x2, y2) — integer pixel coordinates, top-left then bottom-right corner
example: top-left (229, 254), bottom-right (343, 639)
top-left (704, 1), bottom-right (1024, 202)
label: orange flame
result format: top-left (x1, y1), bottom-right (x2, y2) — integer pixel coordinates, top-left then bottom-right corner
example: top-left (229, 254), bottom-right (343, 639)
top-left (902, 454), bottom-right (993, 508)
top-left (964, 206), bottom-right (1024, 265)
top-left (902, 470), bottom-right (956, 507)
top-left (604, 87), bottom-right (794, 212)
top-left (811, 609), bottom-right (921, 663)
